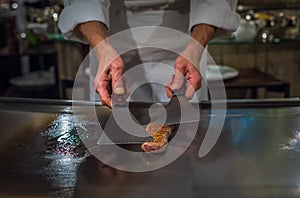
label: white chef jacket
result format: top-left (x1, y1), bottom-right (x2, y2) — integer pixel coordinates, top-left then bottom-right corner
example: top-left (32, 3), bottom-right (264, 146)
top-left (58, 0), bottom-right (240, 102)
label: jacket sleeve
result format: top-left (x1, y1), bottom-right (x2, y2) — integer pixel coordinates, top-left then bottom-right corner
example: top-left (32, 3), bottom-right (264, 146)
top-left (189, 0), bottom-right (240, 38)
top-left (58, 0), bottom-right (110, 43)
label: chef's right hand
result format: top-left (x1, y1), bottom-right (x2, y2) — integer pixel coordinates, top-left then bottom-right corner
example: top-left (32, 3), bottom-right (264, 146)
top-left (78, 21), bottom-right (127, 108)
top-left (94, 41), bottom-right (126, 108)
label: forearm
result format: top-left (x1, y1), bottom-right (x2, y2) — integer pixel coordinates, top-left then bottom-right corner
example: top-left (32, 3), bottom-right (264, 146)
top-left (190, 24), bottom-right (216, 47)
top-left (180, 23), bottom-right (216, 68)
top-left (78, 21), bottom-right (108, 48)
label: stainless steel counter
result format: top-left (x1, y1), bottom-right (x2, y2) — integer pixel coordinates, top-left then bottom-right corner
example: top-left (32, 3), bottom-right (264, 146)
top-left (0, 97), bottom-right (300, 198)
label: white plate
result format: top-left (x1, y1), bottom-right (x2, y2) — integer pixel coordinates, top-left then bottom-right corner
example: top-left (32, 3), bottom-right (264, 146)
top-left (206, 64), bottom-right (239, 81)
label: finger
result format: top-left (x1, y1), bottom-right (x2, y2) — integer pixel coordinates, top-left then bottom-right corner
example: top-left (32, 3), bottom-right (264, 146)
top-left (185, 65), bottom-right (202, 99)
top-left (186, 65), bottom-right (202, 90)
top-left (165, 75), bottom-right (174, 98)
top-left (99, 83), bottom-right (113, 108)
top-left (98, 81), bottom-right (113, 107)
top-left (94, 63), bottom-right (110, 90)
top-left (165, 86), bottom-right (173, 98)
top-left (123, 77), bottom-right (131, 99)
top-left (113, 76), bottom-right (125, 95)
top-left (171, 60), bottom-right (186, 91)
top-left (185, 83), bottom-right (195, 99)
top-left (171, 70), bottom-right (185, 91)
top-left (96, 67), bottom-right (113, 108)
top-left (110, 59), bottom-right (125, 95)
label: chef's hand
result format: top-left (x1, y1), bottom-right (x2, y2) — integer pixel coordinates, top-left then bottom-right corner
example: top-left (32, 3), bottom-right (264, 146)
top-left (78, 21), bottom-right (126, 108)
top-left (94, 42), bottom-right (126, 108)
top-left (165, 46), bottom-right (202, 99)
top-left (165, 24), bottom-right (216, 99)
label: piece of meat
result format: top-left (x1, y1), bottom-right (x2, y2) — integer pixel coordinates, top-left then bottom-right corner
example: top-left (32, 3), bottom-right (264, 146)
top-left (141, 123), bottom-right (173, 153)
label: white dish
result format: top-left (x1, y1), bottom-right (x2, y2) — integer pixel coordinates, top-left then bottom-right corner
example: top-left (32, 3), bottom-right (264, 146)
top-left (206, 64), bottom-right (239, 81)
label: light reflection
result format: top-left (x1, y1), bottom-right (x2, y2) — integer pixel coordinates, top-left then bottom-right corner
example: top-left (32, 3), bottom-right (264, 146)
top-left (42, 153), bottom-right (88, 197)
top-left (11, 2), bottom-right (18, 9)
top-left (245, 14), bottom-right (251, 20)
top-left (41, 113), bottom-right (95, 158)
top-left (281, 130), bottom-right (300, 153)
top-left (262, 33), bottom-right (267, 39)
top-left (39, 113), bottom-right (100, 196)
top-left (53, 13), bottom-right (58, 21)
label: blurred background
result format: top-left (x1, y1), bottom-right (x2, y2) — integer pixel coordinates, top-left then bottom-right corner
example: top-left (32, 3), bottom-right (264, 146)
top-left (0, 0), bottom-right (299, 100)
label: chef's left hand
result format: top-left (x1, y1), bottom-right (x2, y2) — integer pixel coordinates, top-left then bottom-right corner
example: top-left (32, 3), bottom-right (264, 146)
top-left (165, 24), bottom-right (216, 99)
top-left (165, 45), bottom-right (202, 99)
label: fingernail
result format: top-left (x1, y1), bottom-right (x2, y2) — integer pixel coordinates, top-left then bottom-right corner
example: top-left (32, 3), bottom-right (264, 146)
top-left (114, 87), bottom-right (125, 94)
top-left (170, 83), bottom-right (180, 91)
top-left (185, 91), bottom-right (194, 99)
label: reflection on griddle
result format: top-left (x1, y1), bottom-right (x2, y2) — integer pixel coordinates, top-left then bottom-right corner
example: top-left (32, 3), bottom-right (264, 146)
top-left (281, 130), bottom-right (300, 153)
top-left (39, 114), bottom-right (95, 197)
top-left (42, 114), bottom-right (87, 158)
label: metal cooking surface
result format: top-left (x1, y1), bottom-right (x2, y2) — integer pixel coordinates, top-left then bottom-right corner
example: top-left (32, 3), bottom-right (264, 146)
top-left (0, 99), bottom-right (300, 197)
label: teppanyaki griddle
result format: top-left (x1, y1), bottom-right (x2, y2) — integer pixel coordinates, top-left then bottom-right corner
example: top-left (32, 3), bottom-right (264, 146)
top-left (0, 97), bottom-right (300, 197)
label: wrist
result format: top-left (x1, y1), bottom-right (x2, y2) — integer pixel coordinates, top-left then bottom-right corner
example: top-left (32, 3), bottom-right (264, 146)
top-left (88, 34), bottom-right (107, 48)
top-left (190, 24), bottom-right (216, 47)
top-left (78, 21), bottom-right (108, 47)
top-left (94, 40), bottom-right (116, 61)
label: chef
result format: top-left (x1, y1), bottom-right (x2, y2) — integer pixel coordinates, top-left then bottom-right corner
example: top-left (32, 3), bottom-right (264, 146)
top-left (58, 0), bottom-right (240, 107)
